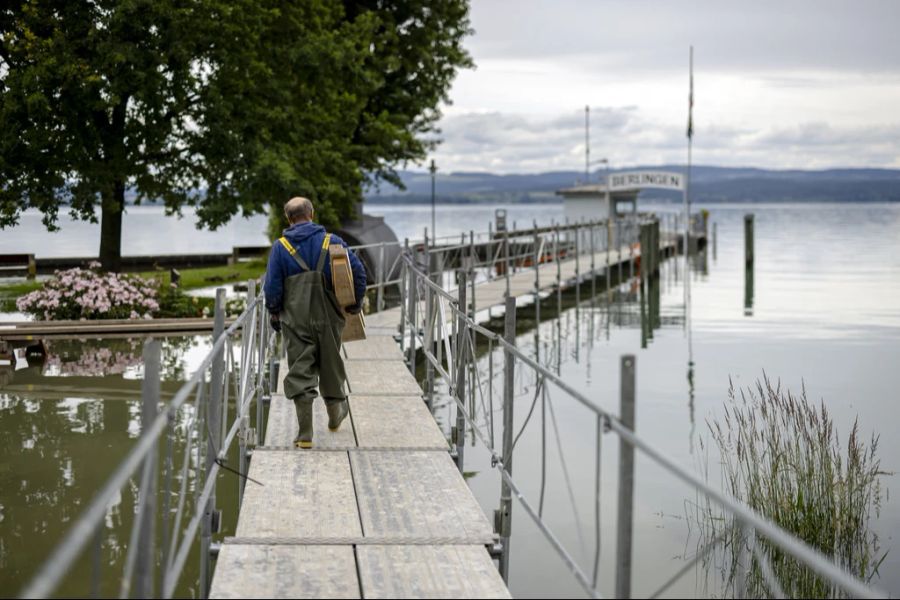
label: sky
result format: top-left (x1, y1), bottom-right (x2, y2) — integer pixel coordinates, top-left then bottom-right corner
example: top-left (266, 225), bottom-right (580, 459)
top-left (426, 0), bottom-right (900, 174)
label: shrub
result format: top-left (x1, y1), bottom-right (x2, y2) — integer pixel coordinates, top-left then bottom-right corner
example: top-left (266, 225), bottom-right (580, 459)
top-left (16, 263), bottom-right (160, 320)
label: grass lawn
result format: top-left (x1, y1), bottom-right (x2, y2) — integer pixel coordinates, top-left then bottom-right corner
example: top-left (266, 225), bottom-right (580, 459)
top-left (0, 259), bottom-right (268, 313)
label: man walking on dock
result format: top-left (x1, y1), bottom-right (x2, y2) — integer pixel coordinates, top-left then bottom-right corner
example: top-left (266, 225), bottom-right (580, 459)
top-left (264, 197), bottom-right (368, 448)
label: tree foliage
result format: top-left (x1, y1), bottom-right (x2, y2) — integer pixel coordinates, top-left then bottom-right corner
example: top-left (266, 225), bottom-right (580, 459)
top-left (0, 1), bottom-right (472, 269)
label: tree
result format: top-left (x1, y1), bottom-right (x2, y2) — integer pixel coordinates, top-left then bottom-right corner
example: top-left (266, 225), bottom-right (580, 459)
top-left (1, 1), bottom-right (472, 270)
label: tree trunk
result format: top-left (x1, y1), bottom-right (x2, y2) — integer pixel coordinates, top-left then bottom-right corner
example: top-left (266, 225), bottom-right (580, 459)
top-left (99, 180), bottom-right (125, 272)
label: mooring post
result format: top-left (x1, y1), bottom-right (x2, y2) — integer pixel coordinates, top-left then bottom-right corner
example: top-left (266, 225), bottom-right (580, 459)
top-left (135, 338), bottom-right (161, 599)
top-left (615, 354), bottom-right (636, 600)
top-left (712, 222), bottom-right (717, 262)
top-left (455, 270), bottom-right (468, 474)
top-left (201, 289), bottom-right (226, 599)
top-left (744, 214), bottom-right (754, 266)
top-left (498, 295), bottom-right (517, 581)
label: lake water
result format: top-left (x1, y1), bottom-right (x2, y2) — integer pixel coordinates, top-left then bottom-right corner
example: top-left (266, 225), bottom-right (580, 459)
top-left (1, 202), bottom-right (899, 597)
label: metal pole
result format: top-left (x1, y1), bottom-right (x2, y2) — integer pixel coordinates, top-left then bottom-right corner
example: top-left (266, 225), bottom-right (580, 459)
top-left (135, 339), bottom-right (161, 599)
top-left (201, 288), bottom-right (226, 599)
top-left (498, 295), bottom-right (517, 581)
top-left (430, 159), bottom-right (437, 241)
top-left (470, 230), bottom-right (476, 318)
top-left (615, 354), bottom-right (636, 599)
top-left (455, 271), bottom-right (468, 474)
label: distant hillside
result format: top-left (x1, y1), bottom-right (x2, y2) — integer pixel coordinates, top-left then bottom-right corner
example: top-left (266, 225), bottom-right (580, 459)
top-left (365, 166), bottom-right (900, 204)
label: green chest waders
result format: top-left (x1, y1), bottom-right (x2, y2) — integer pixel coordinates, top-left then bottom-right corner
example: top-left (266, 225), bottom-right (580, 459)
top-left (278, 234), bottom-right (349, 447)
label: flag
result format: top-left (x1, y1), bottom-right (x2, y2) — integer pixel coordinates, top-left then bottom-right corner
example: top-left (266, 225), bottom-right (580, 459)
top-left (687, 46), bottom-right (694, 139)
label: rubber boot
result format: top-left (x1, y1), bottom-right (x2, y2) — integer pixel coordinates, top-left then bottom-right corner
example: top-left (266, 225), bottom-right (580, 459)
top-left (325, 398), bottom-right (349, 432)
top-left (294, 398), bottom-right (314, 449)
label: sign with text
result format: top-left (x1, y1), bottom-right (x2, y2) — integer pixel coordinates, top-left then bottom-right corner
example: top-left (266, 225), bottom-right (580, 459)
top-left (608, 171), bottom-right (685, 191)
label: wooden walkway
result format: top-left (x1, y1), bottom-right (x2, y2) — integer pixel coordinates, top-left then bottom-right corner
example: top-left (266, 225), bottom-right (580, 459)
top-left (209, 235), bottom-right (683, 599)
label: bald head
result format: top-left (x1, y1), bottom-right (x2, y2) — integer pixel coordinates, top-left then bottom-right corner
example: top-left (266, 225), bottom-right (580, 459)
top-left (284, 197), bottom-right (314, 224)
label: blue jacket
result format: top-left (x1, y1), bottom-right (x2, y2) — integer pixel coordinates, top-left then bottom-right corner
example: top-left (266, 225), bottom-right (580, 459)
top-left (264, 221), bottom-right (368, 315)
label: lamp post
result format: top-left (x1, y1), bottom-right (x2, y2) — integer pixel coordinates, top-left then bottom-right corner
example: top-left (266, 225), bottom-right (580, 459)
top-left (430, 159), bottom-right (437, 245)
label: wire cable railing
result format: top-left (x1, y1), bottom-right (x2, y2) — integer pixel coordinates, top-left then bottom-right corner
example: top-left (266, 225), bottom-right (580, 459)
top-left (398, 234), bottom-right (887, 599)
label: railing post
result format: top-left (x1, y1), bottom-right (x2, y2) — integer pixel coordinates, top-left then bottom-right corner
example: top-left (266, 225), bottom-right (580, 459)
top-left (201, 288), bottom-right (226, 599)
top-left (424, 272), bottom-right (435, 412)
top-left (407, 256), bottom-right (417, 374)
top-left (504, 231), bottom-right (511, 297)
top-left (256, 286), bottom-right (267, 449)
top-left (615, 354), bottom-right (636, 599)
top-left (400, 238), bottom-right (409, 351)
top-left (454, 270), bottom-right (468, 474)
top-left (238, 280), bottom-right (256, 505)
top-left (498, 296), bottom-right (517, 581)
top-left (377, 241), bottom-right (386, 312)
top-left (135, 339), bottom-right (161, 599)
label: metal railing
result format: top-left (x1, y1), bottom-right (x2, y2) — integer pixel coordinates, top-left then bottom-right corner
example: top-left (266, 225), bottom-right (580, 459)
top-left (20, 281), bottom-right (277, 599)
top-left (348, 214), bottom-right (649, 314)
top-left (398, 234), bottom-right (886, 599)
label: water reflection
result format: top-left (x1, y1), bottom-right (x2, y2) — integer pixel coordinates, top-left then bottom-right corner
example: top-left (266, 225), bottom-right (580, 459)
top-left (0, 335), bottom-right (218, 596)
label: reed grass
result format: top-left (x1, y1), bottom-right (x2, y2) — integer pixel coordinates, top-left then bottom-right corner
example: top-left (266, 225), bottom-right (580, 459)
top-left (698, 375), bottom-right (888, 598)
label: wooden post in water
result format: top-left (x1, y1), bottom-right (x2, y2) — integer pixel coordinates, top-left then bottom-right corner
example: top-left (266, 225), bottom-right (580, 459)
top-left (744, 215), bottom-right (755, 316)
top-left (615, 354), bottom-right (636, 599)
top-left (498, 295), bottom-right (517, 581)
top-left (712, 222), bottom-right (717, 262)
top-left (744, 214), bottom-right (754, 267)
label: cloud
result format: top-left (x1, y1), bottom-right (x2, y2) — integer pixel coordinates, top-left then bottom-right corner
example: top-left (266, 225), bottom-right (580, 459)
top-left (467, 0), bottom-right (900, 76)
top-left (426, 108), bottom-right (900, 173)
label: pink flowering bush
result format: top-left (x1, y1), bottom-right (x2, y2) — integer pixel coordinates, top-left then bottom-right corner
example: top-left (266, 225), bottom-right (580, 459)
top-left (16, 262), bottom-right (160, 320)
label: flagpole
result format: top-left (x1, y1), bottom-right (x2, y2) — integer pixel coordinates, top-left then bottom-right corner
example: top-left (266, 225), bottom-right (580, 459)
top-left (685, 46), bottom-right (695, 437)
top-left (684, 47), bottom-right (693, 340)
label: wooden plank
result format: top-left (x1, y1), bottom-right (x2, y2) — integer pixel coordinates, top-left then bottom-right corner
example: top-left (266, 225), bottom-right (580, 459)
top-left (351, 450), bottom-right (494, 542)
top-left (210, 544), bottom-right (359, 599)
top-left (236, 451), bottom-right (362, 538)
top-left (264, 394), bottom-right (356, 448)
top-left (343, 335), bottom-right (405, 361)
top-left (356, 545), bottom-right (510, 599)
top-left (345, 360), bottom-right (422, 396)
top-left (350, 395), bottom-right (447, 449)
